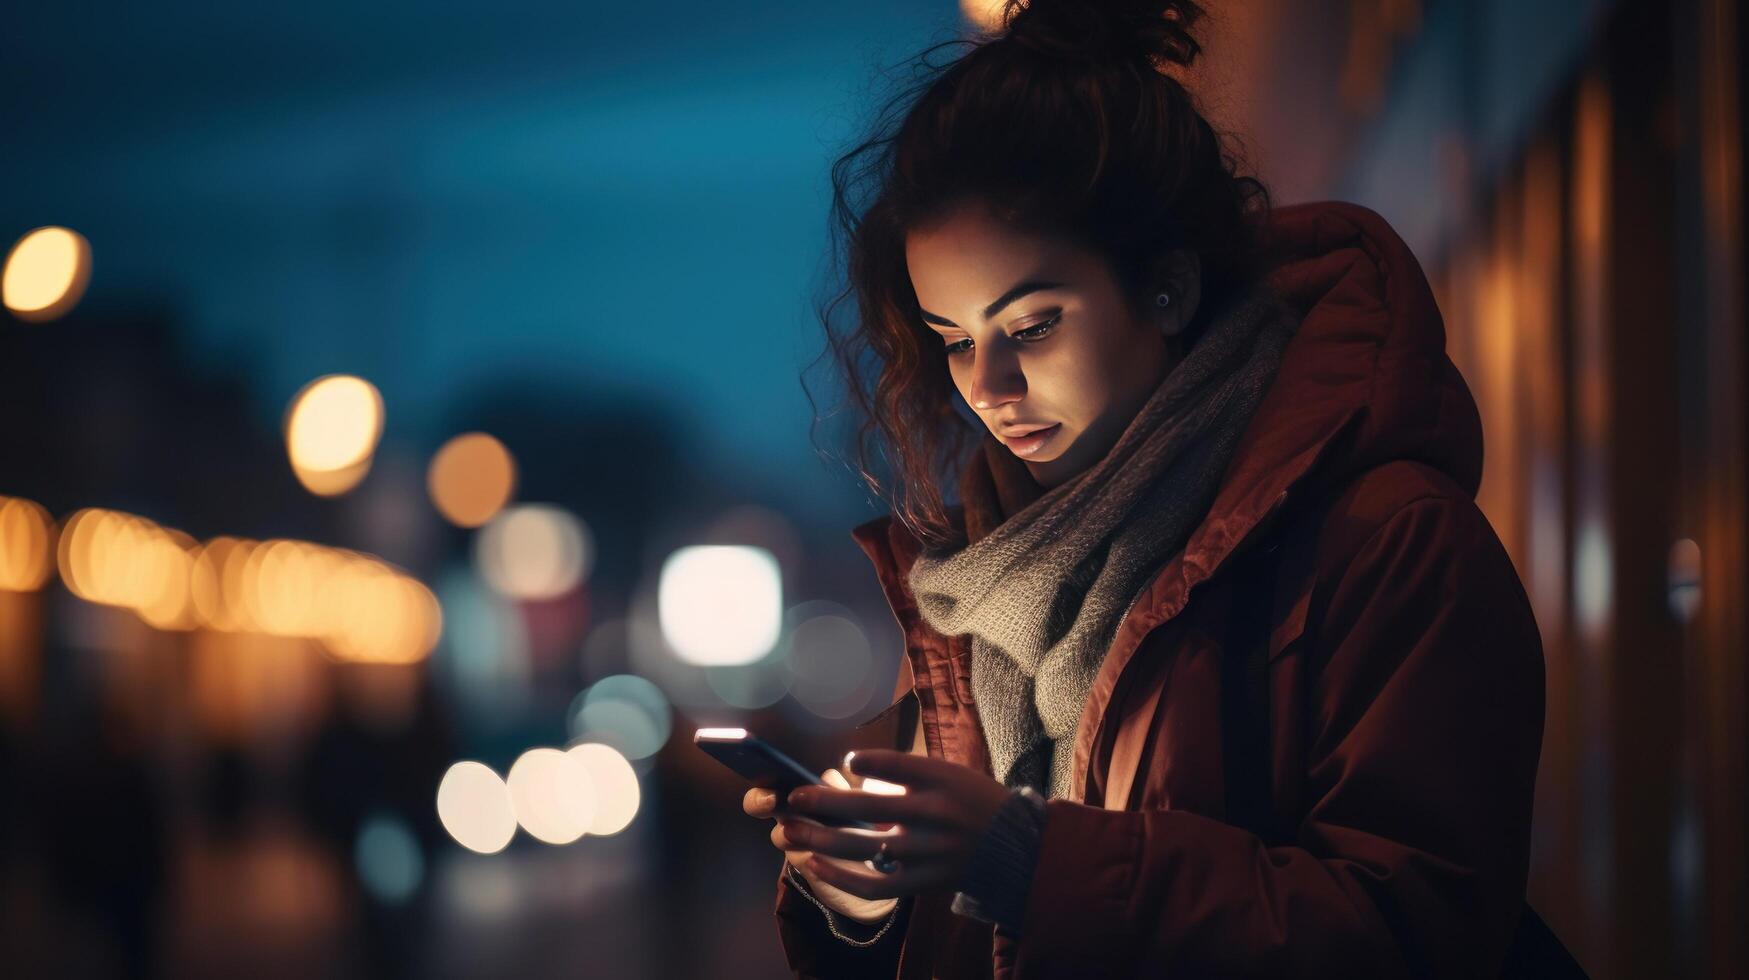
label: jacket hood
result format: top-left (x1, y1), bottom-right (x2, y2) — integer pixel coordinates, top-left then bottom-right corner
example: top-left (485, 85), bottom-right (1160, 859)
top-left (1247, 199), bottom-right (1481, 500)
top-left (854, 199), bottom-right (1481, 605)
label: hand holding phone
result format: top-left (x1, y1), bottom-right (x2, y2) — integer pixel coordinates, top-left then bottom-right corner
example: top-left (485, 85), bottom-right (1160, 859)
top-left (694, 727), bottom-right (878, 830)
top-left (699, 727), bottom-right (901, 925)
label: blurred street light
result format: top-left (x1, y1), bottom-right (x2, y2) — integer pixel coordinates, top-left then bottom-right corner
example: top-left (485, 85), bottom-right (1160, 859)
top-left (657, 545), bottom-right (781, 667)
top-left (285, 374), bottom-right (384, 496)
top-left (3, 226), bottom-right (90, 323)
top-left (428, 432), bottom-right (517, 528)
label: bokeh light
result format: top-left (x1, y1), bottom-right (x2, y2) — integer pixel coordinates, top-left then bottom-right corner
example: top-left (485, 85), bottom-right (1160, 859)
top-left (294, 456), bottom-right (374, 497)
top-left (436, 761), bottom-right (518, 855)
top-left (135, 527), bottom-right (198, 631)
top-left (56, 507), bottom-right (198, 628)
top-left (2, 226), bottom-right (91, 322)
top-left (189, 536), bottom-right (250, 631)
top-left (572, 700), bottom-right (664, 761)
top-left (566, 742), bottom-right (641, 836)
top-left (473, 503), bottom-right (592, 601)
top-left (506, 747), bottom-right (596, 846)
top-left (1667, 537), bottom-right (1701, 622)
top-left (657, 545), bottom-right (781, 666)
top-left (959, 0), bottom-right (1006, 32)
top-left (428, 432), bottom-right (517, 528)
top-left (42, 514), bottom-right (447, 663)
top-left (698, 504), bottom-right (804, 579)
top-left (284, 374), bottom-right (384, 496)
top-left (354, 813), bottom-right (425, 904)
top-left (0, 496), bottom-right (56, 591)
top-left (784, 607), bottom-right (874, 717)
top-left (704, 654), bottom-right (791, 710)
top-left (319, 558), bottom-right (444, 665)
top-left (436, 565), bottom-right (532, 715)
top-left (1575, 521), bottom-right (1613, 638)
top-left (627, 595), bottom-right (719, 711)
top-left (568, 672), bottom-right (672, 760)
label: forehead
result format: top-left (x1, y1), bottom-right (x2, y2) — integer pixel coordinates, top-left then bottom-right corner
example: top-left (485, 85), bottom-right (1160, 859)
top-left (905, 203), bottom-right (1097, 305)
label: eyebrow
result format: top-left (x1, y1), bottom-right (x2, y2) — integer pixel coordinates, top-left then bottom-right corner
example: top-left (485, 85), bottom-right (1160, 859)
top-left (918, 278), bottom-right (1066, 329)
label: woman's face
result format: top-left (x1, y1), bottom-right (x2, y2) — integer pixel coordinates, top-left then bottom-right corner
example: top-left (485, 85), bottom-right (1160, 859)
top-left (905, 200), bottom-right (1196, 489)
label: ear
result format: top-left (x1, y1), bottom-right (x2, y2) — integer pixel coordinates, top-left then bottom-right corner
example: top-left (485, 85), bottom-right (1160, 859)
top-left (1151, 248), bottom-right (1202, 335)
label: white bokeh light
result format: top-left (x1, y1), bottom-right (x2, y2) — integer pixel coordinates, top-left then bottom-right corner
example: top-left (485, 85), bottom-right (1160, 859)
top-left (436, 761), bottom-right (518, 855)
top-left (566, 742), bottom-right (641, 836)
top-left (284, 375), bottom-right (385, 490)
top-left (658, 545), bottom-right (782, 666)
top-left (506, 747), bottom-right (596, 845)
top-left (628, 597), bottom-right (720, 710)
top-left (1575, 522), bottom-right (1613, 638)
top-left (475, 504), bottom-right (593, 601)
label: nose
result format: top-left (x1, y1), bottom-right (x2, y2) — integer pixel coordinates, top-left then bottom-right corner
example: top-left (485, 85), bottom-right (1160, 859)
top-left (968, 344), bottom-right (1025, 411)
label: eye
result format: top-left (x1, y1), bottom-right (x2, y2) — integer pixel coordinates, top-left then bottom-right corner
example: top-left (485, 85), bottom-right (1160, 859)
top-left (941, 314), bottom-right (1061, 358)
top-left (1015, 314), bottom-right (1061, 340)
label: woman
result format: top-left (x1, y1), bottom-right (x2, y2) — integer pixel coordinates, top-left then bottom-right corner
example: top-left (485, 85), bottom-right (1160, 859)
top-left (742, 1), bottom-right (1548, 977)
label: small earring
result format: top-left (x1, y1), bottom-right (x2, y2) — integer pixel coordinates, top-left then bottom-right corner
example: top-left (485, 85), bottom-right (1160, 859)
top-left (1158, 292), bottom-right (1184, 337)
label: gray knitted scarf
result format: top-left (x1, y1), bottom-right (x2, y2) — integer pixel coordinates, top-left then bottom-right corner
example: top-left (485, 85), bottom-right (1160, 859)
top-left (905, 279), bottom-right (1297, 799)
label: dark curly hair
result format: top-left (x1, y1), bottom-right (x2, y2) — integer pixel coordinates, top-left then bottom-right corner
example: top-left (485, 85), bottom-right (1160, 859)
top-left (806, 0), bottom-right (1272, 550)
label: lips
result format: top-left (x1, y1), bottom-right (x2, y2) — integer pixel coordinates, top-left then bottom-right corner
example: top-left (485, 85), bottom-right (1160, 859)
top-left (999, 422), bottom-right (1061, 457)
top-left (996, 422), bottom-right (1057, 438)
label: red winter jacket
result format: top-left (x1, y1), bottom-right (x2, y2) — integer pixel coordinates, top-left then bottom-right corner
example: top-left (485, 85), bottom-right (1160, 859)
top-left (773, 200), bottom-right (1546, 979)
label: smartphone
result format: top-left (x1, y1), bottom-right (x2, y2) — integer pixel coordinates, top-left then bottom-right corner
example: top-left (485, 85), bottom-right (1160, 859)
top-left (694, 726), bottom-right (879, 831)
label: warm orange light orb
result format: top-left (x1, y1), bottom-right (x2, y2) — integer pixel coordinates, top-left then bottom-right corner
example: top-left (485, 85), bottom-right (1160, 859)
top-left (0, 496), bottom-right (55, 591)
top-left (3, 226), bottom-right (91, 322)
top-left (427, 432), bottom-right (517, 528)
top-left (285, 375), bottom-right (384, 496)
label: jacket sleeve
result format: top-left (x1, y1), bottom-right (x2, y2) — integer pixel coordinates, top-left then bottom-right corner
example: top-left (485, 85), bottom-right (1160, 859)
top-left (1005, 495), bottom-right (1546, 978)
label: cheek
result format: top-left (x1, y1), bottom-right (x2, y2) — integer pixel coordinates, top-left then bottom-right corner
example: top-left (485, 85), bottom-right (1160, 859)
top-left (944, 341), bottom-right (1116, 426)
top-left (1032, 343), bottom-right (1111, 427)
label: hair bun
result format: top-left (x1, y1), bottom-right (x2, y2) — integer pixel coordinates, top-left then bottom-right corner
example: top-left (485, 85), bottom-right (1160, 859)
top-left (1001, 0), bottom-right (1204, 68)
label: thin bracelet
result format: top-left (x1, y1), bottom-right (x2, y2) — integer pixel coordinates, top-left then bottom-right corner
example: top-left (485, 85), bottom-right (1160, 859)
top-left (784, 862), bottom-right (900, 948)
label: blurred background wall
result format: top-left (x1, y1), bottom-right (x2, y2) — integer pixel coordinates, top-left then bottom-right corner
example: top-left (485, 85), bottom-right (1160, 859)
top-left (0, 1), bottom-right (1742, 977)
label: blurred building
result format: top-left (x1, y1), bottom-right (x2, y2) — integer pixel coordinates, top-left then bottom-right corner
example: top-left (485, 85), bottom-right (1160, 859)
top-left (1222, 1), bottom-right (1747, 977)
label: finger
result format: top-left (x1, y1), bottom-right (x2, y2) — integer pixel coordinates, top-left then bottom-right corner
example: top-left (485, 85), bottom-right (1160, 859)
top-left (779, 818), bottom-right (959, 863)
top-left (744, 786), bottom-right (780, 818)
top-left (771, 820), bottom-right (811, 854)
top-left (786, 785), bottom-right (951, 827)
top-left (804, 852), bottom-right (938, 902)
top-left (844, 749), bottom-right (958, 790)
top-left (812, 777), bottom-right (898, 831)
